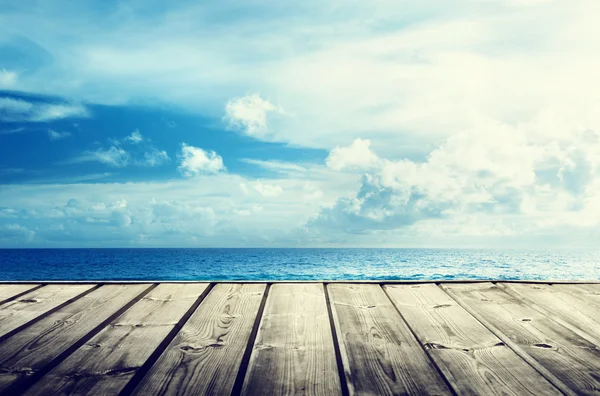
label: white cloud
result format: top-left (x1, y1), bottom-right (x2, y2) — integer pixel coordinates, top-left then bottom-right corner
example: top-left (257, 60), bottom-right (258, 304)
top-left (0, 170), bottom-right (355, 247)
top-left (326, 139), bottom-right (381, 171)
top-left (224, 94), bottom-right (286, 139)
top-left (3, 0), bottom-right (599, 151)
top-left (4, 1), bottom-right (600, 247)
top-left (310, 120), bottom-right (600, 241)
top-left (74, 146), bottom-right (130, 167)
top-left (0, 97), bottom-right (89, 122)
top-left (31, 103), bottom-right (89, 122)
top-left (178, 143), bottom-right (225, 176)
top-left (0, 69), bottom-right (17, 88)
top-left (0, 223), bottom-right (35, 243)
top-left (70, 131), bottom-right (169, 168)
top-left (241, 159), bottom-right (308, 174)
top-left (142, 148), bottom-right (170, 167)
top-left (48, 129), bottom-right (71, 141)
top-left (125, 129), bottom-right (143, 144)
top-left (241, 180), bottom-right (284, 197)
top-left (0, 97), bottom-right (33, 114)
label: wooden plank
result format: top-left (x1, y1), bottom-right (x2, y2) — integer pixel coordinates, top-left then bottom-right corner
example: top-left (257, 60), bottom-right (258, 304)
top-left (0, 284), bottom-right (41, 304)
top-left (501, 283), bottom-right (600, 346)
top-left (0, 284), bottom-right (96, 338)
top-left (555, 283), bottom-right (600, 308)
top-left (242, 283), bottom-right (341, 396)
top-left (385, 284), bottom-right (561, 395)
top-left (574, 283), bottom-right (600, 293)
top-left (328, 283), bottom-right (450, 396)
top-left (24, 283), bottom-right (209, 396)
top-left (0, 284), bottom-right (151, 392)
top-left (132, 283), bottom-right (266, 396)
top-left (443, 282), bottom-right (600, 395)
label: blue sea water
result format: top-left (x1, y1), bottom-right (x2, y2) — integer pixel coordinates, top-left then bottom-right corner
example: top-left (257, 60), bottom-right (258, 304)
top-left (0, 248), bottom-right (598, 281)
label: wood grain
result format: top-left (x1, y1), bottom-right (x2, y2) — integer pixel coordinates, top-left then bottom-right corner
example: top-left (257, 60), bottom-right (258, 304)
top-left (555, 283), bottom-right (600, 308)
top-left (328, 283), bottom-right (450, 396)
top-left (501, 283), bottom-right (600, 346)
top-left (0, 284), bottom-right (95, 338)
top-left (242, 283), bottom-right (341, 396)
top-left (24, 283), bottom-right (209, 396)
top-left (0, 284), bottom-right (150, 392)
top-left (385, 284), bottom-right (560, 395)
top-left (132, 283), bottom-right (266, 396)
top-left (0, 284), bottom-right (40, 304)
top-left (443, 282), bottom-right (600, 395)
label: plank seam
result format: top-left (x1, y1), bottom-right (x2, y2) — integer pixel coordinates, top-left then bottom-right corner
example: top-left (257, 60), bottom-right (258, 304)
top-left (0, 284), bottom-right (102, 344)
top-left (381, 285), bottom-right (458, 396)
top-left (0, 284), bottom-right (45, 306)
top-left (499, 283), bottom-right (600, 347)
top-left (230, 282), bottom-right (271, 396)
top-left (0, 283), bottom-right (158, 396)
top-left (118, 282), bottom-right (215, 396)
top-left (437, 284), bottom-right (576, 396)
top-left (323, 283), bottom-right (351, 396)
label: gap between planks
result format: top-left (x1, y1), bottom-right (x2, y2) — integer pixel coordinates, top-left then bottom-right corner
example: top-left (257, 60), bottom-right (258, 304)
top-left (439, 283), bottom-right (578, 396)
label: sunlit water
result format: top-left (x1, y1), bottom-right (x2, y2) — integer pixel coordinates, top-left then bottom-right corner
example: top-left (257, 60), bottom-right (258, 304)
top-left (0, 248), bottom-right (598, 281)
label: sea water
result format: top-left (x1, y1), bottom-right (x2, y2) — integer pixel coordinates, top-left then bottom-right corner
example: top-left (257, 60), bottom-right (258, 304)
top-left (0, 248), bottom-right (598, 280)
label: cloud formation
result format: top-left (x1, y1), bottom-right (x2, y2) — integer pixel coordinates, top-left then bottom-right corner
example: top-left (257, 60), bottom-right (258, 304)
top-left (326, 139), bottom-right (381, 171)
top-left (48, 129), bottom-right (71, 141)
top-left (178, 143), bottom-right (225, 176)
top-left (125, 129), bottom-right (143, 144)
top-left (75, 146), bottom-right (131, 167)
top-left (224, 94), bottom-right (286, 139)
top-left (0, 97), bottom-right (89, 122)
top-left (0, 69), bottom-right (17, 88)
top-left (2, 0), bottom-right (600, 247)
top-left (143, 148), bottom-right (170, 167)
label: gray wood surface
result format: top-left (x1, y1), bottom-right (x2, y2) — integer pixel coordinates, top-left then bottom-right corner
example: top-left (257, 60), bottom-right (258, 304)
top-left (0, 284), bottom-right (150, 392)
top-left (556, 283), bottom-right (600, 308)
top-left (0, 282), bottom-right (597, 395)
top-left (0, 284), bottom-right (40, 304)
top-left (328, 283), bottom-right (450, 395)
top-left (502, 283), bottom-right (600, 346)
top-left (443, 282), bottom-right (600, 395)
top-left (24, 283), bottom-right (209, 396)
top-left (385, 284), bottom-right (560, 395)
top-left (133, 283), bottom-right (266, 396)
top-left (242, 283), bottom-right (341, 396)
top-left (0, 284), bottom-right (95, 338)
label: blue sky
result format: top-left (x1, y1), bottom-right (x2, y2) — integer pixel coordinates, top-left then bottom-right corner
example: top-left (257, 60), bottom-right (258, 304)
top-left (1, 0), bottom-right (600, 247)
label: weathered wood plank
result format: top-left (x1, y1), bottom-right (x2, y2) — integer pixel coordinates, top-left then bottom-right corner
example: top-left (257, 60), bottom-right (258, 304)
top-left (24, 283), bottom-right (209, 396)
top-left (385, 284), bottom-right (560, 395)
top-left (328, 283), bottom-right (450, 396)
top-left (555, 284), bottom-right (600, 309)
top-left (0, 284), bottom-right (151, 392)
top-left (242, 283), bottom-right (341, 396)
top-left (0, 284), bottom-right (96, 338)
top-left (443, 282), bottom-right (600, 395)
top-left (132, 283), bottom-right (266, 396)
top-left (0, 284), bottom-right (40, 304)
top-left (501, 283), bottom-right (600, 346)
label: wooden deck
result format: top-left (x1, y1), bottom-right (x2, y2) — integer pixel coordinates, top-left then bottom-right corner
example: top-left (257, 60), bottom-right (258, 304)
top-left (0, 281), bottom-right (599, 395)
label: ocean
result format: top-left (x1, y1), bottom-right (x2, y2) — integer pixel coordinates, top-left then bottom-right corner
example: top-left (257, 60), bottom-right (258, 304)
top-left (0, 248), bottom-right (598, 281)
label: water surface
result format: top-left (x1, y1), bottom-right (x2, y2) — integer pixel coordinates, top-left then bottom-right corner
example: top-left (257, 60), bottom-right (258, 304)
top-left (0, 248), bottom-right (598, 281)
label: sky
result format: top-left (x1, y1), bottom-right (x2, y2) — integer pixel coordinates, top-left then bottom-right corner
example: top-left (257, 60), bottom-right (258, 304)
top-left (1, 0), bottom-right (600, 248)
